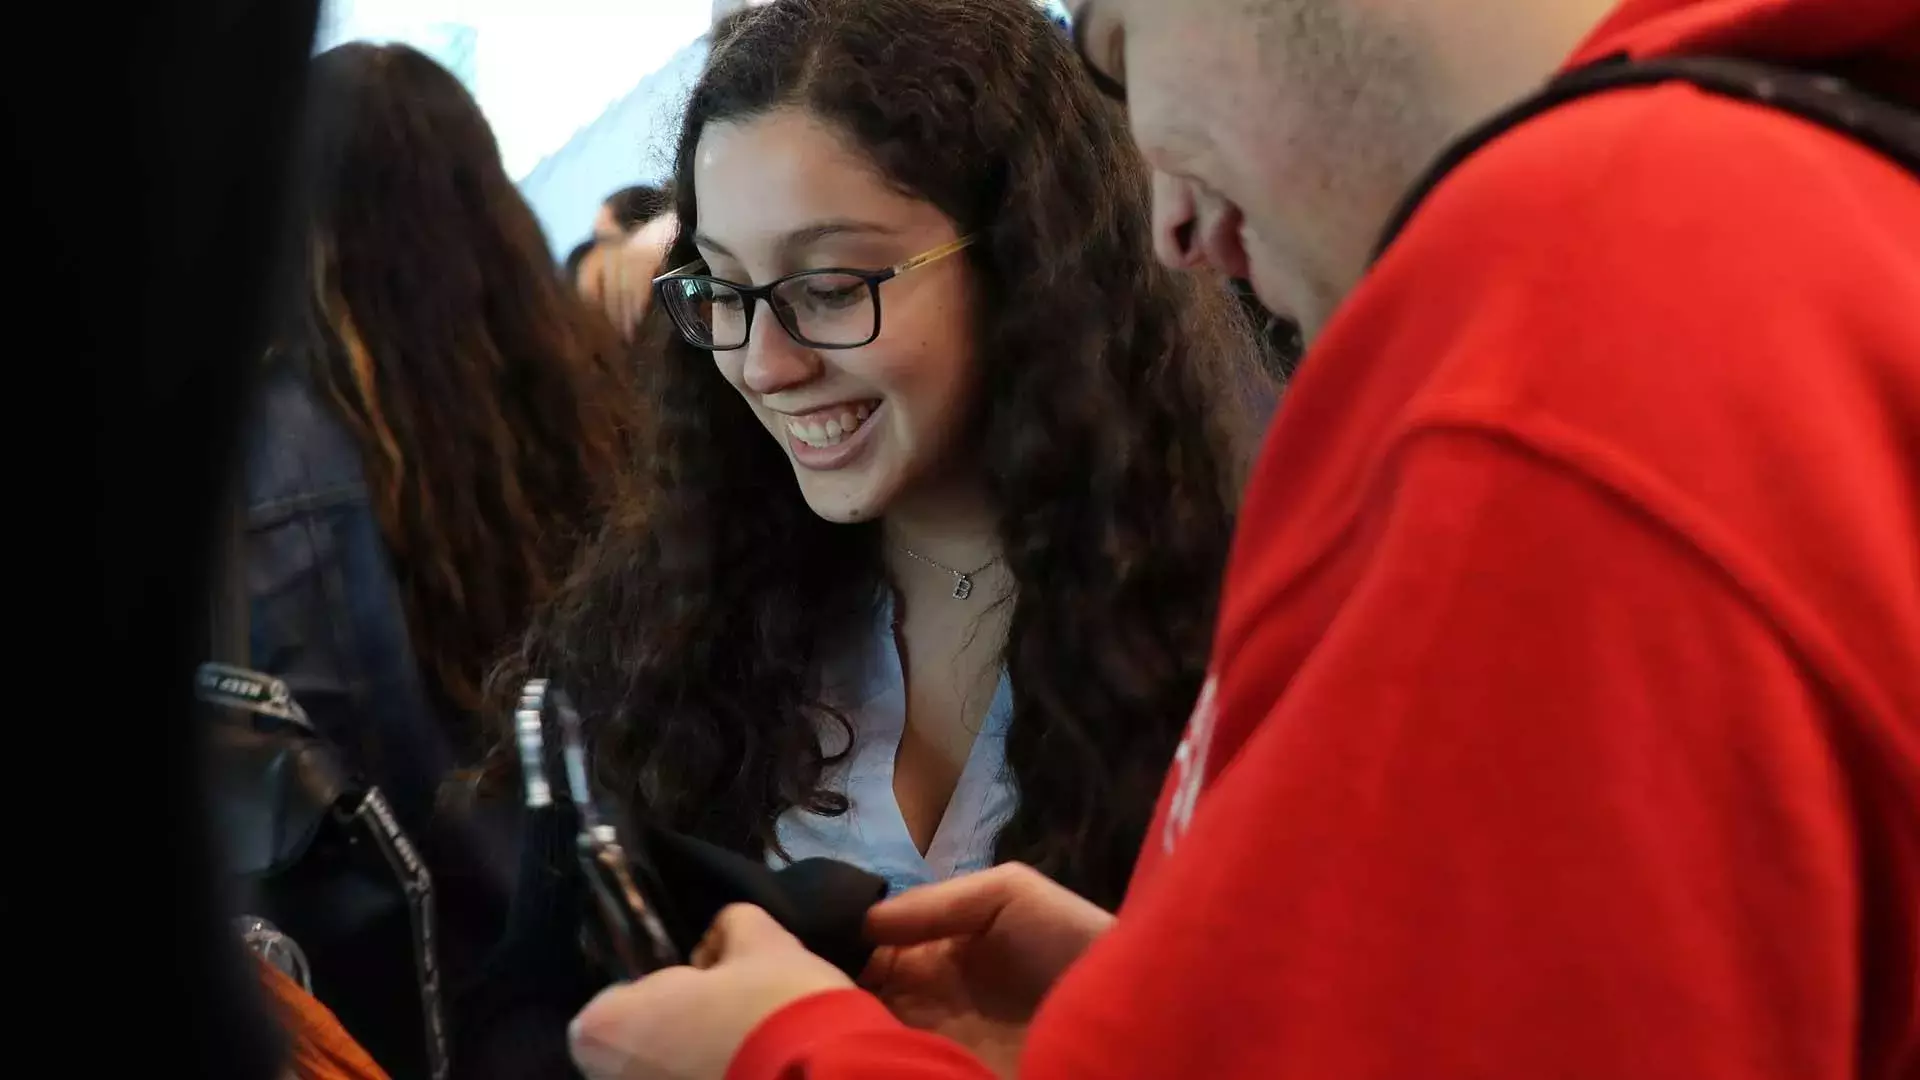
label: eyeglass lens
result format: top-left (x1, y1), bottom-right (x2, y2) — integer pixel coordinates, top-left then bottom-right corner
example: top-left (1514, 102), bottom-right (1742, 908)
top-left (661, 271), bottom-right (877, 349)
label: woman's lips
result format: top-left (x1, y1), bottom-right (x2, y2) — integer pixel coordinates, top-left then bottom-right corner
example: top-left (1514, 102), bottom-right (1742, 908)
top-left (783, 400), bottom-right (885, 471)
top-left (783, 400), bottom-right (879, 448)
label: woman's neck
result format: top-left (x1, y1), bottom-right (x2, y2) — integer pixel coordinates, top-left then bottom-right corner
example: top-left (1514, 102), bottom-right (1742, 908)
top-left (882, 480), bottom-right (1007, 607)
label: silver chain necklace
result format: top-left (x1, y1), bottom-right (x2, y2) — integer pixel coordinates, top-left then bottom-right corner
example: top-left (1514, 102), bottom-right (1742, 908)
top-left (897, 547), bottom-right (1001, 600)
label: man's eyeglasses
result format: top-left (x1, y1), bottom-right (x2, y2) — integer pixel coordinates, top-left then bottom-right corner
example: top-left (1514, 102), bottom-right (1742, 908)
top-left (1070, 3), bottom-right (1127, 104)
top-left (650, 235), bottom-right (976, 351)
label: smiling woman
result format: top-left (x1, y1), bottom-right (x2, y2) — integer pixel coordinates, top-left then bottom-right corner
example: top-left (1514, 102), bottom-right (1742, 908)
top-left (496, 0), bottom-right (1273, 931)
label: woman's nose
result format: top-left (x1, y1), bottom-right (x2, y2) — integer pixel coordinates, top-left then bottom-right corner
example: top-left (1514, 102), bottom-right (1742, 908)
top-left (740, 307), bottom-right (821, 395)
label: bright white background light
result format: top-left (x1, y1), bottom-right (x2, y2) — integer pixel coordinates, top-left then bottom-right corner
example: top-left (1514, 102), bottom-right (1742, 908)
top-left (317, 0), bottom-right (711, 178)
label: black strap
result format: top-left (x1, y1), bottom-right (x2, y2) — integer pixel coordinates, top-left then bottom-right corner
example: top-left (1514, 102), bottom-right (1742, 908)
top-left (196, 663), bottom-right (317, 732)
top-left (1373, 53), bottom-right (1920, 261)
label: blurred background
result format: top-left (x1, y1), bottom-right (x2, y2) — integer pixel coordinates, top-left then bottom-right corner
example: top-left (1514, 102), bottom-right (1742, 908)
top-left (321, 0), bottom-right (1075, 258)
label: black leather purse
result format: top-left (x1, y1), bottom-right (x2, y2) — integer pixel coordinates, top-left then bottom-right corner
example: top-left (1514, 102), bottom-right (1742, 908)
top-left (203, 492), bottom-right (449, 1080)
top-left (200, 664), bottom-right (449, 1080)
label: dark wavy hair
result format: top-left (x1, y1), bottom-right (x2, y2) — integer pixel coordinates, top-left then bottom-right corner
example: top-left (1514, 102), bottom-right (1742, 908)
top-left (283, 43), bottom-right (642, 738)
top-left (499, 0), bottom-right (1273, 907)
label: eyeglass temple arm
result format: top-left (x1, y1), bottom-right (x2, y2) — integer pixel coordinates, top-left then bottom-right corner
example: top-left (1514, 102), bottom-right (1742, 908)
top-left (653, 259), bottom-right (706, 284)
top-left (889, 235), bottom-right (976, 276)
top-left (653, 235), bottom-right (976, 286)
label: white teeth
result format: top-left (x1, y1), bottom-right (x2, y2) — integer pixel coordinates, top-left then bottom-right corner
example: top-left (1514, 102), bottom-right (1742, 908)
top-left (785, 402), bottom-right (878, 448)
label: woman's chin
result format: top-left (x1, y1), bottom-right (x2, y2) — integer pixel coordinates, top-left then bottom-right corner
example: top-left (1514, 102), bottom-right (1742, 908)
top-left (793, 470), bottom-right (892, 524)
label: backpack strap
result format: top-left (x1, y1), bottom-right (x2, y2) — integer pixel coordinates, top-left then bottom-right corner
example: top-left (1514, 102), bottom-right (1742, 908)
top-left (1372, 53), bottom-right (1920, 262)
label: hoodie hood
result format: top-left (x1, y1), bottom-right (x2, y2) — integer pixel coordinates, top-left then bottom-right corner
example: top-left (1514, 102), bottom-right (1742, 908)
top-left (1569, 0), bottom-right (1920, 98)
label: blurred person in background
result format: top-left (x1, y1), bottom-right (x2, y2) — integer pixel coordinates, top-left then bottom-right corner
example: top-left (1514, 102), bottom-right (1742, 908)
top-left (558, 0), bottom-right (1920, 1078)
top-left (577, 184), bottom-right (679, 339)
top-left (593, 183), bottom-right (674, 243)
top-left (245, 40), bottom-right (643, 1067)
top-left (480, 0), bottom-right (1273, 1066)
top-left (582, 210), bottom-right (681, 342)
top-left (564, 238), bottom-right (600, 292)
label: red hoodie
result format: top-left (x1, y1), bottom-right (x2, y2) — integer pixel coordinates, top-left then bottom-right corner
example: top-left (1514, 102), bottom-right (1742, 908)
top-left (729, 1), bottom-right (1920, 1077)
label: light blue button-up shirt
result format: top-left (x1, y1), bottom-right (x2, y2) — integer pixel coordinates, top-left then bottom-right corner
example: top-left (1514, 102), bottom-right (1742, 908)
top-left (769, 591), bottom-right (1016, 897)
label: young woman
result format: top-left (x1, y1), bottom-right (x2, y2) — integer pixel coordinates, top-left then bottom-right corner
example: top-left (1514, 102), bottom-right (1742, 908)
top-left (500, 0), bottom-right (1273, 912)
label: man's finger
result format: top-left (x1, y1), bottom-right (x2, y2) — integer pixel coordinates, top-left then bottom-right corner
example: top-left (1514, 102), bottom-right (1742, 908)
top-left (864, 864), bottom-right (1032, 946)
top-left (856, 944), bottom-right (901, 990)
top-left (704, 904), bottom-right (796, 961)
top-left (568, 967), bottom-right (699, 1078)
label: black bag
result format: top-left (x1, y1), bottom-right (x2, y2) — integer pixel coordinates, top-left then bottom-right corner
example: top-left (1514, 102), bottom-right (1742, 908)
top-left (511, 680), bottom-right (890, 982)
top-left (204, 488), bottom-right (449, 1079)
top-left (1374, 53), bottom-right (1920, 260)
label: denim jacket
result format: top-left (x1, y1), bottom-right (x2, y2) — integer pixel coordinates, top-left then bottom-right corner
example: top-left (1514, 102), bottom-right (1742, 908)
top-left (240, 363), bottom-right (513, 1000)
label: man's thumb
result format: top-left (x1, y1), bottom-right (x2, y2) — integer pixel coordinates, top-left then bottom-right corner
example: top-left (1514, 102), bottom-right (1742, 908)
top-left (699, 904), bottom-right (792, 964)
top-left (568, 968), bottom-right (696, 1078)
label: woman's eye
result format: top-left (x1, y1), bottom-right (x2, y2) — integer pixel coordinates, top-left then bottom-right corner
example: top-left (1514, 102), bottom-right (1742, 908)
top-left (805, 284), bottom-right (864, 309)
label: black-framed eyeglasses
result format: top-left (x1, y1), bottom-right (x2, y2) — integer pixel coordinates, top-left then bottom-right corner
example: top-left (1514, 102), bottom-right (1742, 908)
top-left (650, 235), bottom-right (976, 351)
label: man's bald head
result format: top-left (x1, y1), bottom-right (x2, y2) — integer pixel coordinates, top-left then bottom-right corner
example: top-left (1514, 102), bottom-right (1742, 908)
top-left (1075, 0), bottom-right (1613, 335)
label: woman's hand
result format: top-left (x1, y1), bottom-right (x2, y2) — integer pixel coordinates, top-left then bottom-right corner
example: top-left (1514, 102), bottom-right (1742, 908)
top-left (861, 865), bottom-right (1115, 1079)
top-left (568, 904), bottom-right (853, 1080)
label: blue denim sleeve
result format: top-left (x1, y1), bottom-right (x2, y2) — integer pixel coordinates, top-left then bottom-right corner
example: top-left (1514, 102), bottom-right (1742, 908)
top-left (239, 367), bottom-right (526, 1036)
top-left (240, 370), bottom-right (456, 833)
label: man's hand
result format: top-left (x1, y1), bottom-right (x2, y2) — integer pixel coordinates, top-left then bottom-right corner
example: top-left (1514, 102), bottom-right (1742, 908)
top-left (862, 865), bottom-right (1115, 1078)
top-left (569, 904), bottom-right (853, 1080)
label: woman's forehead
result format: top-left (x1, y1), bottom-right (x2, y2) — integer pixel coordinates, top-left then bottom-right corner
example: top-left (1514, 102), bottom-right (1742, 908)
top-left (692, 110), bottom-right (942, 254)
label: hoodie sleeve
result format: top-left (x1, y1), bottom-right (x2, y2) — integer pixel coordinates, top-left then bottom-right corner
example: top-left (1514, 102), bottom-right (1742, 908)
top-left (729, 992), bottom-right (994, 1080)
top-left (729, 430), bottom-right (1864, 1080)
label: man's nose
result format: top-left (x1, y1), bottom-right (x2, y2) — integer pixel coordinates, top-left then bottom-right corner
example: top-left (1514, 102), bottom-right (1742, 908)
top-left (1151, 171), bottom-right (1203, 269)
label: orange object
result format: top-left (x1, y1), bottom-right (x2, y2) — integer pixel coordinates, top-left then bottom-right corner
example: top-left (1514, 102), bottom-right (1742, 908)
top-left (255, 958), bottom-right (392, 1080)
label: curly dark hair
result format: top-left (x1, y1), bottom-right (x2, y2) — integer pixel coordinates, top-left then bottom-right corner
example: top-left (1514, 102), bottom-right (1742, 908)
top-left (283, 43), bottom-right (642, 738)
top-left (498, 0), bottom-right (1273, 908)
